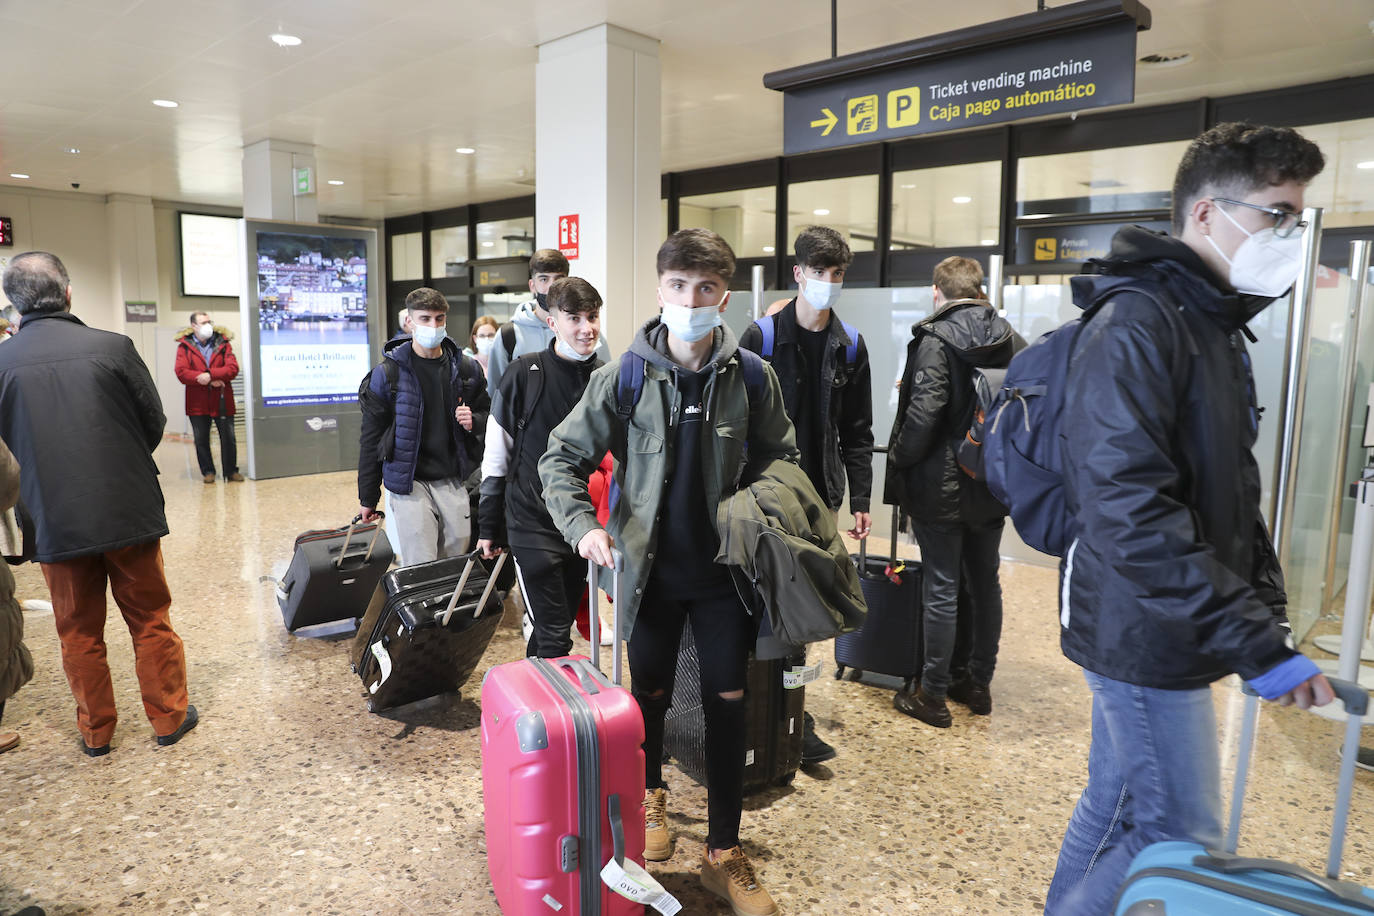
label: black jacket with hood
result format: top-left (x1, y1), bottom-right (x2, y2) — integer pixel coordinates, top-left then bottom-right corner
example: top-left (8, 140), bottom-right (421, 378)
top-left (886, 298), bottom-right (1021, 528)
top-left (1059, 225), bottom-right (1295, 689)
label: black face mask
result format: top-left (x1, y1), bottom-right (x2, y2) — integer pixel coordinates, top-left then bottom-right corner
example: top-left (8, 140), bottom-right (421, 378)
top-left (535, 292), bottom-right (548, 310)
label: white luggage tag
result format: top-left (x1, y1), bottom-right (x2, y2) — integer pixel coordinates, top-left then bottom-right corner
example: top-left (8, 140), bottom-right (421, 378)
top-left (600, 793), bottom-right (681, 915)
top-left (782, 662), bottom-right (822, 689)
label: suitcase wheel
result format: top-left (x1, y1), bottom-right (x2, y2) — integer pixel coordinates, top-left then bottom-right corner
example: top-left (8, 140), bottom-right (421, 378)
top-left (834, 665), bottom-right (845, 680)
top-left (845, 668), bottom-right (864, 682)
top-left (902, 677), bottom-right (915, 694)
top-left (775, 772), bottom-right (796, 787)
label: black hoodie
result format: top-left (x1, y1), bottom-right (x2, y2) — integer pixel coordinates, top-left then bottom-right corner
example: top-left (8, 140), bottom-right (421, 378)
top-left (886, 298), bottom-right (1023, 527)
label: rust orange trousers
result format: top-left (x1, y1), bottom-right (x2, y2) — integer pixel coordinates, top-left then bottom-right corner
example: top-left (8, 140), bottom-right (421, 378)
top-left (40, 540), bottom-right (188, 747)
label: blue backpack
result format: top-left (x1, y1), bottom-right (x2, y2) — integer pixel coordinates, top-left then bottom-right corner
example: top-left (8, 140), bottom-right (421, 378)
top-left (753, 314), bottom-right (859, 365)
top-left (983, 288), bottom-right (1171, 557)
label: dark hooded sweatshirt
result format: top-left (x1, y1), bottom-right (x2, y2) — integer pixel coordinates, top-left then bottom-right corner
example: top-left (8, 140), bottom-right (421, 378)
top-left (886, 298), bottom-right (1023, 528)
top-left (1057, 225), bottom-right (1295, 689)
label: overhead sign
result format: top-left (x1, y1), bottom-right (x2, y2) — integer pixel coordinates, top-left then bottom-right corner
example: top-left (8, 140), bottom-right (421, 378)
top-left (474, 259), bottom-right (526, 289)
top-left (558, 214), bottom-right (580, 260)
top-left (768, 1), bottom-right (1149, 156)
top-left (1015, 218), bottom-right (1169, 266)
top-left (293, 166), bottom-right (314, 197)
top-left (124, 300), bottom-right (158, 323)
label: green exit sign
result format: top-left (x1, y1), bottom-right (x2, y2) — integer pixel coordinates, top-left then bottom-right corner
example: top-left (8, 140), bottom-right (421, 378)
top-left (293, 167), bottom-right (314, 196)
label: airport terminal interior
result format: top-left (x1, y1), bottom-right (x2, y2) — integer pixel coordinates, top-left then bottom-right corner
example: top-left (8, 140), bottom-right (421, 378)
top-left (3, 0), bottom-right (1374, 913)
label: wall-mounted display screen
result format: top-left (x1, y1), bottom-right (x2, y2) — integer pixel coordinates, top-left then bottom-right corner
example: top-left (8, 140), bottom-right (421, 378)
top-left (179, 212), bottom-right (240, 297)
top-left (255, 231), bottom-right (370, 407)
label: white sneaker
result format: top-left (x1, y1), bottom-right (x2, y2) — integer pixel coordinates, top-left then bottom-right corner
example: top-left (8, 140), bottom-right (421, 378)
top-left (21, 599), bottom-right (53, 613)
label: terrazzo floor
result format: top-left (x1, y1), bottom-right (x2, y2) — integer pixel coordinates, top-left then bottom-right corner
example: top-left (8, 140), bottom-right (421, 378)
top-left (1, 437), bottom-right (1371, 915)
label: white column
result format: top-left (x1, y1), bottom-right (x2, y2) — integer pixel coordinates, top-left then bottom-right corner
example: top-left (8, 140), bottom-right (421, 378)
top-left (241, 138), bottom-right (318, 223)
top-left (536, 24), bottom-right (661, 355)
top-left (105, 193), bottom-right (159, 345)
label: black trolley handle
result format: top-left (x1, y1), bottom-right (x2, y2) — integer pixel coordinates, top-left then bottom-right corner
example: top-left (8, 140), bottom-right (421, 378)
top-left (336, 511), bottom-right (386, 569)
top-left (859, 445), bottom-right (899, 568)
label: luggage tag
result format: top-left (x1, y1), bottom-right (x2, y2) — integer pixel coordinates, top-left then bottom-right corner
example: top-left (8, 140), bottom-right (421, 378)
top-left (600, 859), bottom-right (681, 915)
top-left (884, 560), bottom-right (906, 585)
top-left (783, 662), bottom-right (823, 689)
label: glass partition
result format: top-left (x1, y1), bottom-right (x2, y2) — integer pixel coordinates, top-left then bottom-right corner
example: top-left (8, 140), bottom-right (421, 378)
top-left (787, 175), bottom-right (879, 252)
top-left (1017, 140), bottom-right (1188, 217)
top-left (430, 226), bottom-right (468, 277)
top-left (475, 218), bottom-right (534, 259)
top-left (891, 161), bottom-right (1001, 249)
top-left (679, 187), bottom-right (776, 257)
top-left (390, 231), bottom-right (423, 281)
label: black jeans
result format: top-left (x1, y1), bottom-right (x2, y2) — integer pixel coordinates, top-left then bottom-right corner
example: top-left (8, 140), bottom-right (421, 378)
top-left (628, 577), bottom-right (753, 850)
top-left (189, 415), bottom-right (237, 477)
top-left (910, 519), bottom-right (1004, 697)
top-left (511, 543), bottom-right (586, 659)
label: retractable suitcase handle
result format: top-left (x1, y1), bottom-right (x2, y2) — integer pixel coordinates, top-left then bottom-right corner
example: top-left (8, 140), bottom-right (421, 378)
top-left (1224, 677), bottom-right (1369, 883)
top-left (433, 551), bottom-right (507, 627)
top-left (587, 548), bottom-right (625, 686)
top-left (336, 511), bottom-right (387, 570)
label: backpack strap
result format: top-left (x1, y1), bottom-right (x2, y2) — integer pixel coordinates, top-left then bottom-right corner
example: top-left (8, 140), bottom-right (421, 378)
top-left (615, 352), bottom-right (646, 423)
top-left (500, 322), bottom-right (517, 359)
top-left (381, 358), bottom-right (400, 399)
top-left (515, 354), bottom-right (546, 432)
top-left (839, 319), bottom-right (859, 365)
top-left (737, 347), bottom-right (765, 411)
top-left (754, 315), bottom-right (776, 358)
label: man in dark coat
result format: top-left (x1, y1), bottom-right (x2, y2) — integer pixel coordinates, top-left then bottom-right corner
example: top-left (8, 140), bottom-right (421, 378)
top-left (0, 251), bottom-right (197, 757)
top-left (1044, 124), bottom-right (1334, 914)
top-left (887, 256), bottom-right (1021, 728)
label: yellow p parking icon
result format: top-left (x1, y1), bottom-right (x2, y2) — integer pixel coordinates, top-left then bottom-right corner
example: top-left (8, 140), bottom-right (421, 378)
top-left (887, 86), bottom-right (921, 128)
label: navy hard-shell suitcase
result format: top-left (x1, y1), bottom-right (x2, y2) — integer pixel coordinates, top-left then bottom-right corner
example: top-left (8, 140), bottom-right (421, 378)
top-left (834, 502), bottom-right (923, 692)
top-left (1113, 679), bottom-right (1374, 914)
top-left (279, 514), bottom-right (393, 632)
top-left (353, 551), bottom-right (507, 711)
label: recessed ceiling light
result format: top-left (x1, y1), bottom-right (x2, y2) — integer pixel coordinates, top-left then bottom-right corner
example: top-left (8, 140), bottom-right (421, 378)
top-left (481, 241), bottom-right (494, 247)
top-left (63, 147), bottom-right (80, 154)
top-left (1358, 161), bottom-right (1374, 170)
top-left (812, 208), bottom-right (830, 216)
top-left (327, 179), bottom-right (345, 186)
top-left (152, 99), bottom-right (179, 108)
top-left (980, 239), bottom-right (997, 246)
top-left (762, 246), bottom-right (775, 253)
top-left (952, 195), bottom-right (972, 204)
top-left (455, 147), bottom-right (476, 155)
top-left (9, 173), bottom-right (29, 179)
top-left (899, 183), bottom-right (916, 189)
top-left (270, 33), bottom-right (302, 47)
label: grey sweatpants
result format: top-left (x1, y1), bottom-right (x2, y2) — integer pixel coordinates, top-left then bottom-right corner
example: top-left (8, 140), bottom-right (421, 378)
top-left (386, 476), bottom-right (471, 566)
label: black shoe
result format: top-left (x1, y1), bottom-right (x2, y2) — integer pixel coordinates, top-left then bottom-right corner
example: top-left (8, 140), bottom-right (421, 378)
top-left (893, 687), bottom-right (951, 728)
top-left (947, 678), bottom-right (992, 715)
top-left (1357, 747), bottom-right (1374, 773)
top-left (82, 741), bottom-right (111, 757)
top-left (801, 711), bottom-right (837, 765)
top-left (156, 705), bottom-right (199, 747)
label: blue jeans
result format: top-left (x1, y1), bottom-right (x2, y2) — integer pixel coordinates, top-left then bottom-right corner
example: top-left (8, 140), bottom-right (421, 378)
top-left (1044, 670), bottom-right (1223, 915)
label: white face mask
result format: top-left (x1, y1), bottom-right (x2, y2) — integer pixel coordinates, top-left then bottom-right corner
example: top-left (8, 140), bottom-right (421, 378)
top-left (413, 324), bottom-right (447, 349)
top-left (659, 290), bottom-right (726, 343)
top-left (555, 336), bottom-right (596, 362)
top-left (802, 276), bottom-right (842, 311)
top-left (1206, 204), bottom-right (1305, 298)
top-left (195, 322), bottom-right (215, 341)
top-left (475, 336), bottom-right (496, 356)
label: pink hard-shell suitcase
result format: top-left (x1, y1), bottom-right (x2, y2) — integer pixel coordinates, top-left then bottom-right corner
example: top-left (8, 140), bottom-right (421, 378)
top-left (481, 552), bottom-right (646, 915)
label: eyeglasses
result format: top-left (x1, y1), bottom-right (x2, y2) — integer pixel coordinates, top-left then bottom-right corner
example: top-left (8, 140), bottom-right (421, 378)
top-left (1212, 197), bottom-right (1308, 239)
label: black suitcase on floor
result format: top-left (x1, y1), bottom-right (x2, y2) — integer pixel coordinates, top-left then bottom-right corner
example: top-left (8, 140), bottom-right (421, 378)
top-left (834, 503), bottom-right (923, 692)
top-left (664, 619), bottom-right (804, 792)
top-left (353, 551), bottom-right (507, 712)
top-left (279, 515), bottom-right (394, 632)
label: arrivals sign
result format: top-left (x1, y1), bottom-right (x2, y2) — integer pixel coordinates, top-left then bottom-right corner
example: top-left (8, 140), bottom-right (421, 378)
top-left (779, 19), bottom-right (1139, 155)
top-left (1015, 219), bottom-right (1169, 267)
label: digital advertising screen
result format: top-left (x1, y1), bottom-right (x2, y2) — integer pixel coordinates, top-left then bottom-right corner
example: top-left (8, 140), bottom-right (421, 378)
top-left (254, 231), bottom-right (371, 407)
top-left (180, 212), bottom-right (241, 297)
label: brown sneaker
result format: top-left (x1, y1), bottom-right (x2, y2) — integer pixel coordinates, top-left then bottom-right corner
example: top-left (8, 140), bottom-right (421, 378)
top-left (227, 472), bottom-right (245, 482)
top-left (643, 787), bottom-right (673, 861)
top-left (700, 845), bottom-right (779, 916)
top-left (202, 473), bottom-right (216, 484)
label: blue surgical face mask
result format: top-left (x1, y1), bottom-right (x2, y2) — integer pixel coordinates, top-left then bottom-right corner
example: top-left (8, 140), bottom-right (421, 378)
top-left (659, 290), bottom-right (726, 343)
top-left (413, 324), bottom-right (447, 349)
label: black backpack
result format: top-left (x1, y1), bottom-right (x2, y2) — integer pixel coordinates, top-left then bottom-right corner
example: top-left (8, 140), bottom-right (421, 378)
top-left (955, 366), bottom-right (1009, 482)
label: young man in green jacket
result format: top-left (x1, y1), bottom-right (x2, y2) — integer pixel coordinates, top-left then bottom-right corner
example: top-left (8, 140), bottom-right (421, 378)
top-left (540, 229), bottom-right (798, 916)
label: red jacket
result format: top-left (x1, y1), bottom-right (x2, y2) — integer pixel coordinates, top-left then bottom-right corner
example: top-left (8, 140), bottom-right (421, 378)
top-left (174, 326), bottom-right (239, 417)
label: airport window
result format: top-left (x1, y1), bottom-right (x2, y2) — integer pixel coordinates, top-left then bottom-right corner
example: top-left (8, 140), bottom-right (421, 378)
top-left (475, 217), bottom-right (534, 259)
top-left (890, 161), bottom-right (1002, 249)
top-left (430, 226), bottom-right (469, 277)
top-left (786, 175), bottom-right (879, 252)
top-left (1017, 140), bottom-right (1190, 217)
top-left (678, 186), bottom-right (776, 257)
top-left (390, 231), bottom-right (424, 281)
top-left (1294, 117), bottom-right (1374, 229)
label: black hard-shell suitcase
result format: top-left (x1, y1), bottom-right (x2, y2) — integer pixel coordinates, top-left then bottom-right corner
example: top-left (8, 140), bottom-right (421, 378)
top-left (835, 502), bottom-right (923, 692)
top-left (664, 620), bottom-right (804, 792)
top-left (279, 514), bottom-right (393, 632)
top-left (353, 551), bottom-right (507, 712)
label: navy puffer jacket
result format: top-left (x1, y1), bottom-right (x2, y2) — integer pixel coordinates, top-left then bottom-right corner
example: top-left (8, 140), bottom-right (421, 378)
top-left (1059, 226), bottom-right (1295, 690)
top-left (357, 336), bottom-right (489, 508)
